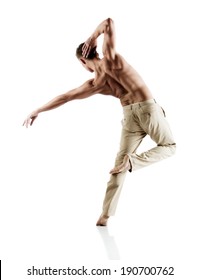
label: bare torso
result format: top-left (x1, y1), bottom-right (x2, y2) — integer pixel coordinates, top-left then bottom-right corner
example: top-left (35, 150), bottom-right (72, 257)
top-left (94, 53), bottom-right (153, 106)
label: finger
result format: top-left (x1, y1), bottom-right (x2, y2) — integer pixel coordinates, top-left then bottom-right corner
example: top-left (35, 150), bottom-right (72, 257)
top-left (110, 167), bottom-right (119, 174)
top-left (23, 121), bottom-right (28, 128)
top-left (82, 44), bottom-right (91, 58)
top-left (85, 46), bottom-right (91, 58)
top-left (82, 43), bottom-right (87, 51)
top-left (23, 118), bottom-right (28, 126)
top-left (82, 46), bottom-right (88, 57)
top-left (23, 120), bottom-right (28, 128)
top-left (82, 49), bottom-right (86, 57)
top-left (26, 119), bottom-right (30, 128)
top-left (26, 117), bottom-right (32, 128)
top-left (109, 169), bottom-right (115, 174)
top-left (82, 44), bottom-right (87, 55)
top-left (23, 119), bottom-right (28, 128)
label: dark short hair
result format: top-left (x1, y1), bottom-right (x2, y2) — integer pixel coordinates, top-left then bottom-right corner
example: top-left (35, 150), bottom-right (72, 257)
top-left (76, 43), bottom-right (97, 60)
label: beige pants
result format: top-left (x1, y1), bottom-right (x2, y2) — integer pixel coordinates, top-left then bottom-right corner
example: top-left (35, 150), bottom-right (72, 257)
top-left (102, 99), bottom-right (176, 216)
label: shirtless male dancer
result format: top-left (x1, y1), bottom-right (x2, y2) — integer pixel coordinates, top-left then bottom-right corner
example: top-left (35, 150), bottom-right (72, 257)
top-left (23, 18), bottom-right (176, 226)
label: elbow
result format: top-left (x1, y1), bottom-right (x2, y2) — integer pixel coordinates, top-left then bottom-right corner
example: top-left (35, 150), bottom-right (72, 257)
top-left (107, 18), bottom-right (114, 26)
top-left (105, 18), bottom-right (114, 35)
top-left (59, 93), bottom-right (70, 104)
top-left (107, 17), bottom-right (113, 22)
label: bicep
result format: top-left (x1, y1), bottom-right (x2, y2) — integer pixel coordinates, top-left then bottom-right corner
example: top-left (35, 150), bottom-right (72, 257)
top-left (66, 80), bottom-right (98, 101)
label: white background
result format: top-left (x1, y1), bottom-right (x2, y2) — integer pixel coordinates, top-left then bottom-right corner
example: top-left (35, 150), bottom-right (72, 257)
top-left (0, 0), bottom-right (200, 279)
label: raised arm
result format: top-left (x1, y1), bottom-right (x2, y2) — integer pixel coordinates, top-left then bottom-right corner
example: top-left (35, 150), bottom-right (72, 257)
top-left (82, 18), bottom-right (116, 60)
top-left (23, 79), bottom-right (100, 128)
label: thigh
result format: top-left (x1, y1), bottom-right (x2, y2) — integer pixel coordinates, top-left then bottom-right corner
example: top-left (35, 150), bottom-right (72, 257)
top-left (140, 103), bottom-right (175, 145)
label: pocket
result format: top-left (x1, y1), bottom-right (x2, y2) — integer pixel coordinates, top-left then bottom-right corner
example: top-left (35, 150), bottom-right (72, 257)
top-left (141, 103), bottom-right (158, 114)
top-left (141, 103), bottom-right (165, 117)
top-left (161, 107), bottom-right (166, 117)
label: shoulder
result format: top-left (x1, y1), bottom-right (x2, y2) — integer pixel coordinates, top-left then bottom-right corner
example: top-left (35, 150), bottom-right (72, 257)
top-left (102, 53), bottom-right (127, 71)
top-left (82, 79), bottom-right (95, 86)
top-left (77, 79), bottom-right (97, 91)
top-left (79, 78), bottom-right (108, 94)
top-left (104, 52), bottom-right (124, 64)
top-left (114, 53), bottom-right (128, 66)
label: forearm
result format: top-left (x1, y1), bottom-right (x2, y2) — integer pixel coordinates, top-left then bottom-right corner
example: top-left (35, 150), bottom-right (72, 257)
top-left (36, 93), bottom-right (69, 114)
top-left (90, 18), bottom-right (112, 41)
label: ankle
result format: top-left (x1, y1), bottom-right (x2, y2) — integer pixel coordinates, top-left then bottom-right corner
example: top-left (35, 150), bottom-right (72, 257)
top-left (102, 214), bottom-right (109, 219)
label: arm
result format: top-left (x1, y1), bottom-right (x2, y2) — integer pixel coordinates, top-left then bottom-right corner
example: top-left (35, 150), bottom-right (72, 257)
top-left (82, 18), bottom-right (116, 60)
top-left (23, 79), bottom-right (99, 128)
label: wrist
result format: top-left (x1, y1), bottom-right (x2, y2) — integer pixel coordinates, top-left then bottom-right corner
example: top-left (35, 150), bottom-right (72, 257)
top-left (87, 36), bottom-right (95, 44)
top-left (35, 109), bottom-right (41, 114)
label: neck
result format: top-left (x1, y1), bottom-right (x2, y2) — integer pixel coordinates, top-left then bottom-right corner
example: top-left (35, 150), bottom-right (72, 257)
top-left (88, 57), bottom-right (101, 70)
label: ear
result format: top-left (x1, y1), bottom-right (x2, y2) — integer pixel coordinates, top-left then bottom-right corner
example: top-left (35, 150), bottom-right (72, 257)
top-left (80, 58), bottom-right (86, 64)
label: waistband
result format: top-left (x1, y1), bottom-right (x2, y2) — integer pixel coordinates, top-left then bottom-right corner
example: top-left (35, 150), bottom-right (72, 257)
top-left (123, 99), bottom-right (156, 111)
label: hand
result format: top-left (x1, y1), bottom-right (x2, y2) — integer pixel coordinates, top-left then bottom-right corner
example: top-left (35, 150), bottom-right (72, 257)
top-left (82, 37), bottom-right (97, 58)
top-left (23, 110), bottom-right (39, 128)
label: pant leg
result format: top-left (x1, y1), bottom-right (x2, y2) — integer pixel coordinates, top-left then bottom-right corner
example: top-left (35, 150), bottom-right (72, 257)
top-left (127, 102), bottom-right (176, 171)
top-left (102, 111), bottom-right (146, 216)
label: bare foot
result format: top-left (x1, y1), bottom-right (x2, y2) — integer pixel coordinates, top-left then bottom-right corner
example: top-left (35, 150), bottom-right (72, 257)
top-left (96, 215), bottom-right (109, 226)
top-left (109, 155), bottom-right (131, 174)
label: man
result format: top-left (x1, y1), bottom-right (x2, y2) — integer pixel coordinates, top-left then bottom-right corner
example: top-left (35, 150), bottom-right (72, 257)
top-left (23, 18), bottom-right (176, 226)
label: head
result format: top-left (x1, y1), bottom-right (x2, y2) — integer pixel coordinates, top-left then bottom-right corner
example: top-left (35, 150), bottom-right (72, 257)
top-left (76, 43), bottom-right (98, 72)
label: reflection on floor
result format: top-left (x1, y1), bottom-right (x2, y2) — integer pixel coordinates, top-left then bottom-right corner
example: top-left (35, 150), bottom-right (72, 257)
top-left (97, 227), bottom-right (120, 260)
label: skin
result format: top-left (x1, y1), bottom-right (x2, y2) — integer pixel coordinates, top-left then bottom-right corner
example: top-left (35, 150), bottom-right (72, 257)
top-left (23, 18), bottom-right (154, 226)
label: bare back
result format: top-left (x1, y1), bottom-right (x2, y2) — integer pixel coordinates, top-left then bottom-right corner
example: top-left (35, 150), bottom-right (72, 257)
top-left (100, 53), bottom-right (153, 106)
